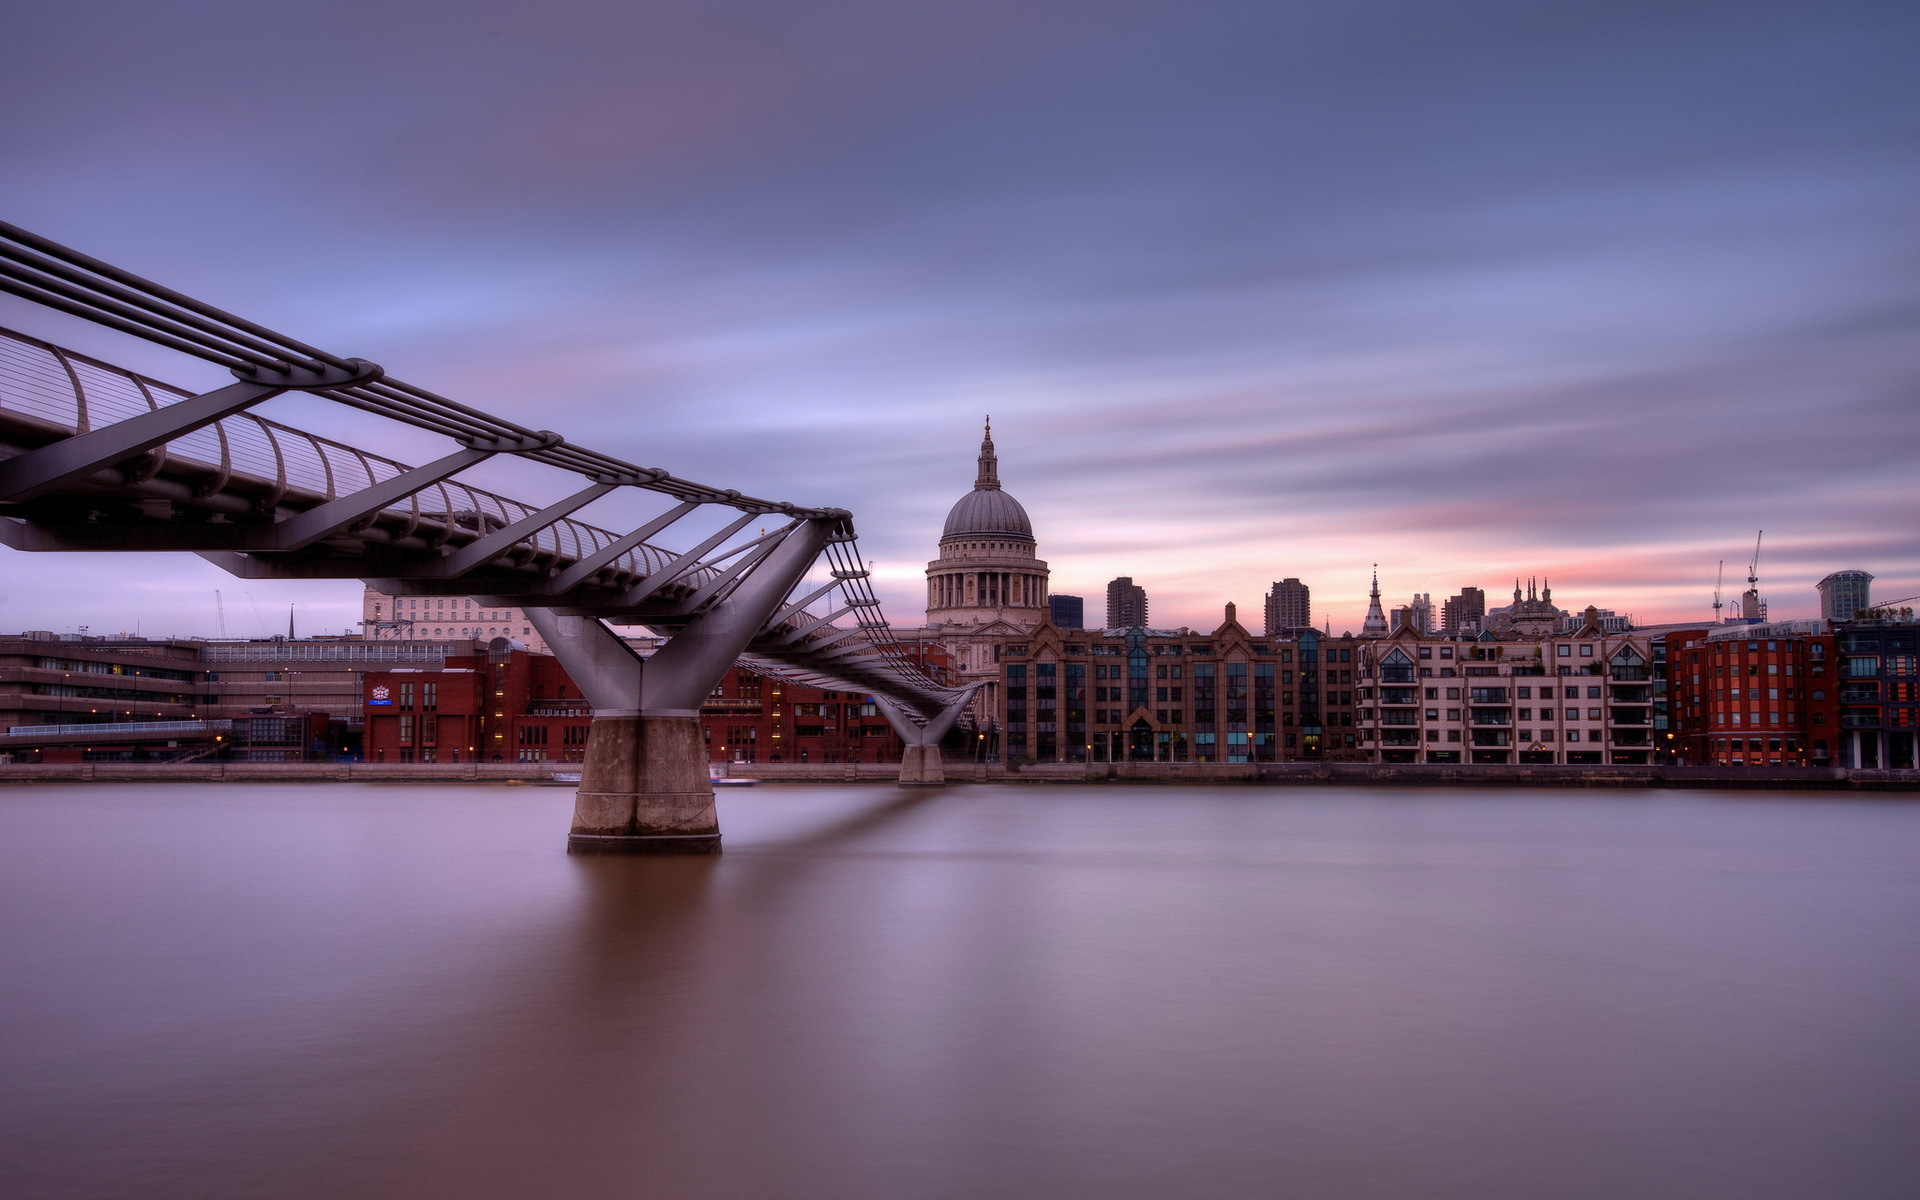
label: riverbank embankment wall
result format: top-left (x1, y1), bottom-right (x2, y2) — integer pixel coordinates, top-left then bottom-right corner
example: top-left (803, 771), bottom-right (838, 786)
top-left (2, 761), bottom-right (1917, 791)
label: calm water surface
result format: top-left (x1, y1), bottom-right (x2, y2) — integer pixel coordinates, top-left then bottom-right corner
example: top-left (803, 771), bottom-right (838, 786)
top-left (1, 782), bottom-right (1916, 1199)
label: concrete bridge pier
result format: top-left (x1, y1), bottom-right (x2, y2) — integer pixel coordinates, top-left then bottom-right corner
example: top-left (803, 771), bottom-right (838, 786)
top-left (528, 519), bottom-right (832, 853)
top-left (879, 687), bottom-right (982, 786)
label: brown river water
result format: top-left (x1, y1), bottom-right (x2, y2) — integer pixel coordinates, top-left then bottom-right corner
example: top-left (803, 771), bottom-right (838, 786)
top-left (1, 782), bottom-right (1916, 1199)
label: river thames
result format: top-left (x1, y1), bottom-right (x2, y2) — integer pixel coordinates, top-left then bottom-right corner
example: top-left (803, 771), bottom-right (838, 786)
top-left (1, 782), bottom-right (1915, 1199)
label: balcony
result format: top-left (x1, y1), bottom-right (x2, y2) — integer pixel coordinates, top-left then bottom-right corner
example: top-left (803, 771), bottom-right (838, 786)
top-left (1609, 686), bottom-right (1651, 703)
top-left (1609, 707), bottom-right (1650, 726)
top-left (1378, 710), bottom-right (1418, 726)
top-left (1470, 730), bottom-right (1511, 746)
top-left (1839, 685), bottom-right (1881, 702)
top-left (1380, 668), bottom-right (1415, 683)
top-left (1610, 729), bottom-right (1651, 746)
top-left (1840, 708), bottom-right (1881, 728)
top-left (1609, 666), bottom-right (1650, 681)
top-left (1380, 730), bottom-right (1419, 746)
top-left (1469, 711), bottom-right (1511, 726)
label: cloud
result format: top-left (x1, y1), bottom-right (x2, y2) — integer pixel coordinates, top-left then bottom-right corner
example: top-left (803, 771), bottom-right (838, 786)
top-left (1, 0), bottom-right (1915, 636)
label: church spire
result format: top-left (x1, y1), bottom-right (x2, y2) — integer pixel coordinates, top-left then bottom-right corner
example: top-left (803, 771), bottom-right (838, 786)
top-left (1362, 564), bottom-right (1388, 635)
top-left (975, 416), bottom-right (1000, 490)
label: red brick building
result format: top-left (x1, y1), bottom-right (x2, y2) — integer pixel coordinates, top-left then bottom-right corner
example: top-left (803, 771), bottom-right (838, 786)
top-left (698, 669), bottom-right (905, 764)
top-left (1664, 622), bottom-right (1841, 767)
top-left (363, 644), bottom-right (910, 764)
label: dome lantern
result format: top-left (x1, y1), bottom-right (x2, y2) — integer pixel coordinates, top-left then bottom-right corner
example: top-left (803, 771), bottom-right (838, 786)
top-left (942, 417), bottom-right (1034, 541)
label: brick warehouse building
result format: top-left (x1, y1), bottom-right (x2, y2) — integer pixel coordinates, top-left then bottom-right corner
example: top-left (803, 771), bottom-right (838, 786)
top-left (984, 604), bottom-right (1364, 764)
top-left (1663, 622), bottom-right (1841, 768)
top-left (363, 643), bottom-right (910, 764)
top-left (1664, 617), bottom-right (1917, 769)
top-left (1662, 616), bottom-right (1915, 770)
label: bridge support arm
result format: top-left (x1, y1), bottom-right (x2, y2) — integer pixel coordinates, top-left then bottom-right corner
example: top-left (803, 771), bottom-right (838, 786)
top-left (877, 685), bottom-right (983, 786)
top-left (530, 518), bottom-right (833, 855)
top-left (524, 610), bottom-right (646, 715)
top-left (638, 519), bottom-right (833, 714)
top-left (521, 609), bottom-right (720, 855)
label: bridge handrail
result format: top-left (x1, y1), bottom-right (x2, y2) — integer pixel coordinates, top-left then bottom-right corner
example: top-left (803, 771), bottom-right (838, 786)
top-left (0, 220), bottom-right (829, 519)
top-left (0, 327), bottom-right (697, 584)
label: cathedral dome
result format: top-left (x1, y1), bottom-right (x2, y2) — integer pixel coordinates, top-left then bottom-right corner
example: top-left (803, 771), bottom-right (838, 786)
top-left (940, 421), bottom-right (1034, 541)
top-left (943, 487), bottom-right (1033, 539)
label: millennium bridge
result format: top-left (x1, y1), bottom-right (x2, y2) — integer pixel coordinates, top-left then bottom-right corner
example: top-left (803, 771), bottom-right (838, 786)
top-left (0, 221), bottom-right (975, 852)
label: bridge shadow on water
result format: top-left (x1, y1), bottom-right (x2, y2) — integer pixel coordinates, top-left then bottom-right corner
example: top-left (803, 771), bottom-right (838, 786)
top-left (0, 783), bottom-right (964, 1200)
top-left (322, 785), bottom-right (958, 1200)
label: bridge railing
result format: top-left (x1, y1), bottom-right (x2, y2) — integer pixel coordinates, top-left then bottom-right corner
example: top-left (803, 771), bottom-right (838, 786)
top-left (0, 327), bottom-right (695, 583)
top-left (0, 219), bottom-right (828, 517)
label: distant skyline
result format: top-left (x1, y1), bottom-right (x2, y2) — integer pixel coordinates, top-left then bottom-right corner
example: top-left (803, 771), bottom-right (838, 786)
top-left (2, 1), bottom-right (1915, 637)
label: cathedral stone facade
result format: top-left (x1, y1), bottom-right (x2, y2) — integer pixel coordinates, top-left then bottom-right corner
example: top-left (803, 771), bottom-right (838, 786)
top-left (919, 423), bottom-right (1050, 685)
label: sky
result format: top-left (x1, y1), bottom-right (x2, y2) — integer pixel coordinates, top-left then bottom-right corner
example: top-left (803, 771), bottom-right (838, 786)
top-left (1, 0), bottom-right (1916, 638)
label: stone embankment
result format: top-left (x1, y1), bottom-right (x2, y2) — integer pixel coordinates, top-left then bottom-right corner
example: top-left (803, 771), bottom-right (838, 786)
top-left (0, 761), bottom-right (561, 784)
top-left (747, 761), bottom-right (1920, 791)
top-left (1, 760), bottom-right (1917, 791)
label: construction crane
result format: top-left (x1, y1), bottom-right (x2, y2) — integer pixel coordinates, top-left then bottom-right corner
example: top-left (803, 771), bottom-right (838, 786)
top-left (1860, 593), bottom-right (1920, 619)
top-left (214, 589), bottom-right (227, 638)
top-left (1741, 531), bottom-right (1767, 622)
top-left (1712, 561), bottom-right (1724, 622)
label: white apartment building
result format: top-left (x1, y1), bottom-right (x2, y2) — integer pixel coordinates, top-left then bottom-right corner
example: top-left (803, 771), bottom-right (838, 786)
top-left (360, 587), bottom-right (552, 655)
top-left (1354, 616), bottom-right (1657, 765)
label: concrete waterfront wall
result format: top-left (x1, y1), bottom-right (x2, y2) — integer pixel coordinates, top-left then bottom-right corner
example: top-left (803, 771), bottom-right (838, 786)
top-left (736, 760), bottom-right (1920, 791)
top-left (2, 760), bottom-right (1917, 792)
top-left (0, 761), bottom-right (564, 784)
